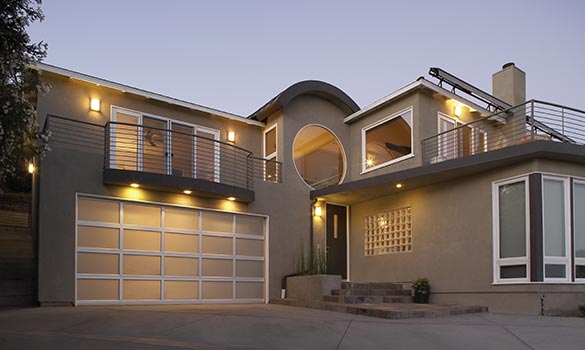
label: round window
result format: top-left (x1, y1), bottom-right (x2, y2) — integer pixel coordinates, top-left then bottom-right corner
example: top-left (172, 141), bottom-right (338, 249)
top-left (293, 125), bottom-right (346, 189)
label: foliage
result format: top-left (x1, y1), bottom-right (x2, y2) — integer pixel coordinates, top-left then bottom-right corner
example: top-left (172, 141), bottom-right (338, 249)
top-left (294, 240), bottom-right (327, 275)
top-left (0, 0), bottom-right (50, 191)
top-left (412, 277), bottom-right (431, 292)
top-left (579, 304), bottom-right (585, 317)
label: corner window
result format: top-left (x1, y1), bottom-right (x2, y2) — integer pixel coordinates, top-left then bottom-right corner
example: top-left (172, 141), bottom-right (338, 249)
top-left (362, 108), bottom-right (413, 172)
top-left (494, 177), bottom-right (530, 282)
top-left (293, 125), bottom-right (346, 189)
top-left (542, 177), bottom-right (571, 281)
top-left (574, 181), bottom-right (585, 281)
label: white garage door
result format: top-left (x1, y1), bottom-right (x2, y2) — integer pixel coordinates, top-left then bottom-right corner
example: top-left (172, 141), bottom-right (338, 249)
top-left (75, 196), bottom-right (267, 305)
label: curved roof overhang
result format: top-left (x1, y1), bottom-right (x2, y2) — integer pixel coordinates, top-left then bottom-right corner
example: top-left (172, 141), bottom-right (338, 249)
top-left (248, 80), bottom-right (360, 121)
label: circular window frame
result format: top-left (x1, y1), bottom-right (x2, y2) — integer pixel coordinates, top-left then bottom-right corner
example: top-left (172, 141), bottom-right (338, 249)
top-left (291, 123), bottom-right (347, 190)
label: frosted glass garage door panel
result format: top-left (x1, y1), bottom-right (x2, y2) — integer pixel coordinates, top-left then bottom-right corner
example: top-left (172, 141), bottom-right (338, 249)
top-left (123, 230), bottom-right (161, 251)
top-left (165, 233), bottom-right (198, 253)
top-left (165, 281), bottom-right (198, 300)
top-left (123, 255), bottom-right (161, 275)
top-left (77, 279), bottom-right (119, 301)
top-left (78, 198), bottom-right (119, 223)
top-left (77, 226), bottom-right (119, 249)
top-left (77, 253), bottom-right (119, 275)
top-left (202, 236), bottom-right (233, 255)
top-left (201, 281), bottom-right (232, 299)
top-left (235, 216), bottom-right (264, 236)
top-left (165, 208), bottom-right (199, 230)
top-left (202, 259), bottom-right (233, 277)
top-left (123, 280), bottom-right (161, 300)
top-left (165, 257), bottom-right (198, 276)
top-left (236, 282), bottom-right (264, 299)
top-left (236, 260), bottom-right (264, 278)
top-left (236, 239), bottom-right (264, 257)
top-left (201, 212), bottom-right (233, 233)
top-left (123, 204), bottom-right (161, 227)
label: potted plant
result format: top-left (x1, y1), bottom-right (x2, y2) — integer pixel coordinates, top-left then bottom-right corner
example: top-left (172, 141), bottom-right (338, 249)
top-left (412, 277), bottom-right (431, 304)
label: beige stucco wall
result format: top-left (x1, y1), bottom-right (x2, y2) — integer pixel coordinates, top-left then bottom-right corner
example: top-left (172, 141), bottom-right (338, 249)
top-left (36, 72), bottom-right (356, 303)
top-left (348, 159), bottom-right (585, 314)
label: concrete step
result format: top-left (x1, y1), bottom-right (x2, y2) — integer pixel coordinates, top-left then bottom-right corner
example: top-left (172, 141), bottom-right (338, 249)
top-left (323, 295), bottom-right (412, 304)
top-left (341, 282), bottom-right (404, 291)
top-left (271, 298), bottom-right (487, 320)
top-left (332, 288), bottom-right (411, 297)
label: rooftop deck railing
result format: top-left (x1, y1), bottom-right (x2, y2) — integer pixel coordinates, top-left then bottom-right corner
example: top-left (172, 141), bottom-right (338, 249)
top-left (421, 100), bottom-right (585, 165)
top-left (45, 115), bottom-right (282, 190)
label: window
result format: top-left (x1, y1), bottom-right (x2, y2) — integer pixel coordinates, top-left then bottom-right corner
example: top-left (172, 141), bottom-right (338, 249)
top-left (293, 125), bottom-right (345, 189)
top-left (364, 207), bottom-right (412, 256)
top-left (111, 107), bottom-right (219, 181)
top-left (263, 124), bottom-right (278, 181)
top-left (493, 177), bottom-right (529, 282)
top-left (574, 181), bottom-right (585, 281)
top-left (362, 108), bottom-right (413, 172)
top-left (437, 113), bottom-right (487, 161)
top-left (494, 174), bottom-right (585, 284)
top-left (542, 177), bottom-right (571, 282)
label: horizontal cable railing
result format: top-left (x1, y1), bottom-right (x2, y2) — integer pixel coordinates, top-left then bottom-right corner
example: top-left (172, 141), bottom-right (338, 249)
top-left (421, 100), bottom-right (585, 165)
top-left (252, 157), bottom-right (282, 183)
top-left (105, 121), bottom-right (254, 190)
top-left (45, 114), bottom-right (105, 154)
top-left (0, 196), bottom-right (31, 229)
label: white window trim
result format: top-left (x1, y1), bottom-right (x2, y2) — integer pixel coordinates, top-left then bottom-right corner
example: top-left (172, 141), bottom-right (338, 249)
top-left (263, 123), bottom-right (277, 160)
top-left (574, 179), bottom-right (585, 282)
top-left (361, 106), bottom-right (414, 174)
top-left (492, 175), bottom-right (531, 284)
top-left (437, 112), bottom-right (488, 161)
top-left (542, 175), bottom-right (572, 282)
top-left (110, 106), bottom-right (220, 181)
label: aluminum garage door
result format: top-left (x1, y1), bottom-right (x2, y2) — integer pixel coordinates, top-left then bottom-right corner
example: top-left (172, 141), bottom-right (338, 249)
top-left (75, 196), bottom-right (267, 305)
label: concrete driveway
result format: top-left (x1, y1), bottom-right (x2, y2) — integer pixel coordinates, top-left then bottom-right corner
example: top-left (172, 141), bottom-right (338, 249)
top-left (0, 304), bottom-right (583, 349)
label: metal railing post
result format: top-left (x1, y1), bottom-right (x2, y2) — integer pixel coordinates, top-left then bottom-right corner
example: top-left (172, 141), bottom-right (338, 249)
top-left (561, 107), bottom-right (565, 142)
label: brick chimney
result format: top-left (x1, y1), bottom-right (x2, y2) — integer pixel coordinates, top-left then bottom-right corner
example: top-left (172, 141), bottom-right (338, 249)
top-left (492, 62), bottom-right (526, 106)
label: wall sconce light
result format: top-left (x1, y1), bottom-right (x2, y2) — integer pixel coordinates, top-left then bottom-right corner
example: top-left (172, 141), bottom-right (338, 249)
top-left (90, 98), bottom-right (101, 112)
top-left (314, 205), bottom-right (322, 217)
top-left (228, 131), bottom-right (235, 142)
top-left (28, 162), bottom-right (35, 174)
top-left (454, 104), bottom-right (462, 117)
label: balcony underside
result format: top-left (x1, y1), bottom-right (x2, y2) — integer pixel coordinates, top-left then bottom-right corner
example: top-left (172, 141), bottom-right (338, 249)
top-left (103, 168), bottom-right (255, 203)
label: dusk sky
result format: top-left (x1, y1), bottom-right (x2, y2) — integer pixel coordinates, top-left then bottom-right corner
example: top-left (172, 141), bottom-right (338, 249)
top-left (29, 0), bottom-right (584, 116)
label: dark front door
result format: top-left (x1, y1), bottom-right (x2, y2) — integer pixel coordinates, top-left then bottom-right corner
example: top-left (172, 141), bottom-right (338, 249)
top-left (326, 204), bottom-right (347, 279)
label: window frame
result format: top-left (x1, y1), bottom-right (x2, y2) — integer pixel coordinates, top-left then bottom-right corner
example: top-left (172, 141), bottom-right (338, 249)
top-left (361, 106), bottom-right (414, 174)
top-left (541, 175), bottom-right (572, 282)
top-left (573, 179), bottom-right (585, 282)
top-left (437, 112), bottom-right (487, 161)
top-left (492, 175), bottom-right (531, 284)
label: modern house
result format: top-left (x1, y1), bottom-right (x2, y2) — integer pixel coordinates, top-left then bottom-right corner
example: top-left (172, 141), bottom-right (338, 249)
top-left (27, 62), bottom-right (585, 314)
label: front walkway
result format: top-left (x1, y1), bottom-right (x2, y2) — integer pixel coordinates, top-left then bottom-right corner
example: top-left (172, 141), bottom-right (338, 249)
top-left (0, 304), bottom-right (584, 349)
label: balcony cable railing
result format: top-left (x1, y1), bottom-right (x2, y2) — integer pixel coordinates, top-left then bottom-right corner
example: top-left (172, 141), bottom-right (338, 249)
top-left (421, 100), bottom-right (585, 165)
top-left (44, 115), bottom-right (281, 190)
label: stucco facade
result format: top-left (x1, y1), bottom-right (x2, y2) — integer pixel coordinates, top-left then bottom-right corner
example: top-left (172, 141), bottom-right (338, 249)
top-left (31, 62), bottom-right (585, 314)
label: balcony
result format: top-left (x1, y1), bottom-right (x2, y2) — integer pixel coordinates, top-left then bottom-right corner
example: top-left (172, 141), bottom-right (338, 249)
top-left (46, 116), bottom-right (281, 202)
top-left (422, 100), bottom-right (585, 165)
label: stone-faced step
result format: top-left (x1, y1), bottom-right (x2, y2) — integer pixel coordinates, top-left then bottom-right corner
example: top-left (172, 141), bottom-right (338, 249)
top-left (323, 295), bottom-right (412, 304)
top-left (341, 282), bottom-right (404, 291)
top-left (332, 288), bottom-right (411, 297)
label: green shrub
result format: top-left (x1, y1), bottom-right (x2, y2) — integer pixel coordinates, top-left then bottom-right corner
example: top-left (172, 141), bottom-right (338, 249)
top-left (412, 277), bottom-right (431, 292)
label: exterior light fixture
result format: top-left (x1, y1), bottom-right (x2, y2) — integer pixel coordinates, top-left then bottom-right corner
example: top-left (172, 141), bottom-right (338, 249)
top-left (228, 131), bottom-right (235, 142)
top-left (183, 190), bottom-right (192, 195)
top-left (227, 197), bottom-right (236, 201)
top-left (130, 183), bottom-right (140, 188)
top-left (366, 158), bottom-right (375, 168)
top-left (28, 162), bottom-right (35, 174)
top-left (396, 183), bottom-right (403, 189)
top-left (454, 104), bottom-right (462, 117)
top-left (90, 98), bottom-right (101, 112)
top-left (314, 205), bottom-right (322, 217)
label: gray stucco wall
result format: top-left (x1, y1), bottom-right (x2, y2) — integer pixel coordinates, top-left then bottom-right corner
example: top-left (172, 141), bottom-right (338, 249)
top-left (348, 159), bottom-right (585, 314)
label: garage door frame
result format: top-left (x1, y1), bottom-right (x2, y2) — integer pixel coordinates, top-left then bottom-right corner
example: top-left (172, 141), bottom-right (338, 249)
top-left (74, 193), bottom-right (269, 305)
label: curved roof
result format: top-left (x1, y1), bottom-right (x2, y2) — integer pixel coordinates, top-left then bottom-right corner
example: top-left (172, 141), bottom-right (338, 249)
top-left (248, 80), bottom-right (360, 121)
